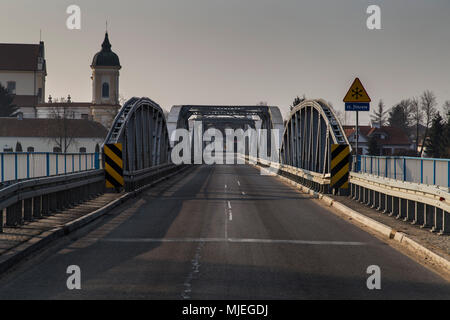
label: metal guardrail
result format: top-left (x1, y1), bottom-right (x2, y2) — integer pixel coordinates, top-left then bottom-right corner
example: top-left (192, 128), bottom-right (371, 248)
top-left (349, 172), bottom-right (450, 235)
top-left (123, 163), bottom-right (184, 191)
top-left (0, 152), bottom-right (101, 184)
top-left (354, 155), bottom-right (450, 189)
top-left (0, 170), bottom-right (105, 233)
top-left (244, 155), bottom-right (331, 193)
top-left (244, 154), bottom-right (449, 235)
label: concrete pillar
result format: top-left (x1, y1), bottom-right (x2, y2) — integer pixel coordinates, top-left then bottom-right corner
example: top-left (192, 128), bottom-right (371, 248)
top-left (389, 196), bottom-right (398, 217)
top-left (397, 198), bottom-right (407, 220)
top-left (33, 196), bottom-right (42, 218)
top-left (23, 198), bottom-right (33, 222)
top-left (404, 199), bottom-right (415, 222)
top-left (6, 201), bottom-right (22, 227)
top-left (421, 204), bottom-right (433, 229)
top-left (431, 208), bottom-right (443, 233)
top-left (41, 194), bottom-right (50, 216)
top-left (0, 208), bottom-right (4, 233)
top-left (412, 202), bottom-right (424, 225)
top-left (440, 211), bottom-right (450, 235)
top-left (383, 195), bottom-right (392, 214)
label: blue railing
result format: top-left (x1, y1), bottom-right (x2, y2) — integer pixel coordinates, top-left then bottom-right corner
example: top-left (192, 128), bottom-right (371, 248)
top-left (353, 155), bottom-right (450, 188)
top-left (0, 152), bottom-right (102, 184)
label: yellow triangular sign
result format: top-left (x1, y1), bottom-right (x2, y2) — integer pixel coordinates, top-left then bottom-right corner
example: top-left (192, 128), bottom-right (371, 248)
top-left (343, 78), bottom-right (371, 103)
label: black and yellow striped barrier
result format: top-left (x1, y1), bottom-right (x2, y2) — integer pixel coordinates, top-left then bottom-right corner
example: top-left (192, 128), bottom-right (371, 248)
top-left (331, 144), bottom-right (350, 190)
top-left (104, 143), bottom-right (124, 189)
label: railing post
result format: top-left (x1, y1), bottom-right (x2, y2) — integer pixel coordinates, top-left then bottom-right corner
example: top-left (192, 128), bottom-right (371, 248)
top-left (27, 153), bottom-right (30, 179)
top-left (433, 160), bottom-right (436, 185)
top-left (378, 157), bottom-right (380, 176)
top-left (65, 154), bottom-right (67, 174)
top-left (370, 157), bottom-right (373, 175)
top-left (448, 160), bottom-right (450, 189)
top-left (46, 153), bottom-right (50, 177)
top-left (14, 153), bottom-right (18, 181)
top-left (421, 159), bottom-right (424, 184)
top-left (1, 153), bottom-right (4, 183)
top-left (394, 158), bottom-right (397, 180)
top-left (403, 158), bottom-right (406, 182)
top-left (72, 154), bottom-right (75, 173)
top-left (95, 152), bottom-right (100, 169)
top-left (56, 154), bottom-right (58, 175)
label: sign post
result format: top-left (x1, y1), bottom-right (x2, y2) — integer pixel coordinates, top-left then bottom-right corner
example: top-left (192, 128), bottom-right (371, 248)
top-left (343, 77), bottom-right (371, 167)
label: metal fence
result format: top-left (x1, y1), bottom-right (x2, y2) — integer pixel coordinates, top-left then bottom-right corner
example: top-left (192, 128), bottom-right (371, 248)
top-left (0, 152), bottom-right (102, 184)
top-left (354, 155), bottom-right (450, 188)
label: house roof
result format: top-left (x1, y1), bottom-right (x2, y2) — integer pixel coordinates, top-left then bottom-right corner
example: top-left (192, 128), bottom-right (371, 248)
top-left (343, 125), bottom-right (411, 146)
top-left (0, 118), bottom-right (108, 138)
top-left (0, 43), bottom-right (45, 72)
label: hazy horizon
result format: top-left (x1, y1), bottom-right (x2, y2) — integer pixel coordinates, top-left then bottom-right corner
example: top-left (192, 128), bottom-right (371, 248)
top-left (1, 0), bottom-right (449, 124)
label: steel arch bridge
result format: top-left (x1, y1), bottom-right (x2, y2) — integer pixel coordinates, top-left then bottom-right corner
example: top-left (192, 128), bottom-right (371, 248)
top-left (280, 99), bottom-right (350, 176)
top-left (104, 97), bottom-right (172, 190)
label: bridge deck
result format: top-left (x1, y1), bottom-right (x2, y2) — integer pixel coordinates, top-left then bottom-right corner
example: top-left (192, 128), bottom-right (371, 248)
top-left (0, 164), bottom-right (448, 299)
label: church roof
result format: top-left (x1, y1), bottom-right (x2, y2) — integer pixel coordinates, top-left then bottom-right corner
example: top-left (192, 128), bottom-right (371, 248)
top-left (91, 33), bottom-right (121, 68)
top-left (0, 42), bottom-right (46, 72)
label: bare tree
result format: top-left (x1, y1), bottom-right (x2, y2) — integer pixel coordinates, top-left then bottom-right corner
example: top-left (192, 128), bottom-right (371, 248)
top-left (370, 100), bottom-right (388, 127)
top-left (443, 100), bottom-right (450, 118)
top-left (409, 97), bottom-right (422, 152)
top-left (290, 95), bottom-right (306, 110)
top-left (48, 103), bottom-right (76, 153)
top-left (419, 90), bottom-right (437, 156)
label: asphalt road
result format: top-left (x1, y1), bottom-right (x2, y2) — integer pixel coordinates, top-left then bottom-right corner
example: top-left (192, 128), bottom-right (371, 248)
top-left (0, 164), bottom-right (449, 299)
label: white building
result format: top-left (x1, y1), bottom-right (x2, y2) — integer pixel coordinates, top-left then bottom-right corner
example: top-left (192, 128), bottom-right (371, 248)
top-left (0, 32), bottom-right (121, 129)
top-left (0, 42), bottom-right (46, 118)
top-left (0, 118), bottom-right (107, 153)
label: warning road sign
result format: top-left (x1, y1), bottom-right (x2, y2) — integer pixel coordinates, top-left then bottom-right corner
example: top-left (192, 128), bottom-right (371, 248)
top-left (343, 78), bottom-right (371, 103)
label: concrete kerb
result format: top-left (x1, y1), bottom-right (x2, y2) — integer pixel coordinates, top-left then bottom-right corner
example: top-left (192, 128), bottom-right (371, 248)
top-left (0, 165), bottom-right (190, 275)
top-left (248, 160), bottom-right (450, 274)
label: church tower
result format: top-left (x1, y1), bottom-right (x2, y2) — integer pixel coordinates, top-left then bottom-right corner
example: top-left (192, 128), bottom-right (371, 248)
top-left (90, 32), bottom-right (121, 128)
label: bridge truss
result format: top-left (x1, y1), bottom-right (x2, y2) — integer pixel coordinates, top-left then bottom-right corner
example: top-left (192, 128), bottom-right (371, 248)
top-left (280, 99), bottom-right (350, 176)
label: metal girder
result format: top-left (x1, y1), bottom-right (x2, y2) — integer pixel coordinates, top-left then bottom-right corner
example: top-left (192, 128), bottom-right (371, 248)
top-left (105, 97), bottom-right (170, 176)
top-left (281, 99), bottom-right (350, 175)
top-left (167, 105), bottom-right (284, 150)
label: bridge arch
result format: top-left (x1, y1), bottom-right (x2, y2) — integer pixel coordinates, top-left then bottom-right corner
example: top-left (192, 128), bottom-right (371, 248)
top-left (280, 99), bottom-right (350, 175)
top-left (105, 97), bottom-right (170, 174)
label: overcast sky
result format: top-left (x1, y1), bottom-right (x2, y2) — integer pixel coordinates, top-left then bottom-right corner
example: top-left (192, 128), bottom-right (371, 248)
top-left (1, 0), bottom-right (449, 124)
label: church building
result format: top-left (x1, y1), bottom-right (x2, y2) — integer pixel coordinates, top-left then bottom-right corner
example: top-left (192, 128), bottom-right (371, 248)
top-left (3, 32), bottom-right (122, 129)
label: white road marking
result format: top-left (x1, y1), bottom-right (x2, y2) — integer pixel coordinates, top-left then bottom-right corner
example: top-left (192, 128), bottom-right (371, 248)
top-left (227, 201), bottom-right (232, 209)
top-left (100, 238), bottom-right (366, 246)
top-left (237, 181), bottom-right (241, 186)
top-left (229, 211), bottom-right (233, 221)
top-left (181, 241), bottom-right (205, 299)
top-left (224, 207), bottom-right (228, 239)
top-left (225, 184), bottom-right (227, 189)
